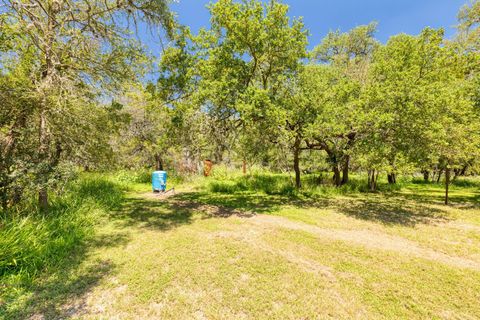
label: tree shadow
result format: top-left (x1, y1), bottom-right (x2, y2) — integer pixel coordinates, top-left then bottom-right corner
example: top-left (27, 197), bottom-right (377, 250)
top-left (329, 196), bottom-right (449, 227)
top-left (171, 192), bottom-right (288, 215)
top-left (107, 192), bottom-right (270, 232)
top-left (170, 190), bottom-right (452, 227)
top-left (393, 190), bottom-right (480, 209)
top-left (109, 196), bottom-right (196, 230)
top-left (2, 233), bottom-right (130, 320)
top-left (4, 192), bottom-right (221, 319)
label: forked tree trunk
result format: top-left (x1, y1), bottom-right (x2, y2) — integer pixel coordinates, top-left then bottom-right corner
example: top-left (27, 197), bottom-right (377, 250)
top-left (387, 173), bottom-right (396, 184)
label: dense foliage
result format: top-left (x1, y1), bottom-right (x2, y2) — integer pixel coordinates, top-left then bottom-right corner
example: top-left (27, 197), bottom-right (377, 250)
top-left (0, 0), bottom-right (479, 312)
top-left (1, 0), bottom-right (479, 209)
top-left (147, 0), bottom-right (480, 203)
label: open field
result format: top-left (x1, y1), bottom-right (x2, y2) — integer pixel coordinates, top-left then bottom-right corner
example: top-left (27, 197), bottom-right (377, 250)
top-left (3, 177), bottom-right (480, 319)
top-left (2, 173), bottom-right (480, 319)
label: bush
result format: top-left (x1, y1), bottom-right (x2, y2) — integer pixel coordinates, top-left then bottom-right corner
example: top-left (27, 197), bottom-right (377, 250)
top-left (207, 170), bottom-right (406, 197)
top-left (113, 169), bottom-right (151, 184)
top-left (452, 177), bottom-right (480, 188)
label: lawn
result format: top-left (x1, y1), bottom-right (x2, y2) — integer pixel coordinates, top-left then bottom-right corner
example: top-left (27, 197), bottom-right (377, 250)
top-left (2, 173), bottom-right (480, 319)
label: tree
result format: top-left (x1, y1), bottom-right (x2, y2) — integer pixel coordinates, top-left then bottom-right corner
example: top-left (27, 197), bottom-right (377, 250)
top-left (359, 29), bottom-right (448, 187)
top-left (161, 0), bottom-right (308, 184)
top-left (0, 0), bottom-right (173, 209)
top-left (276, 65), bottom-right (330, 188)
top-left (307, 24), bottom-right (378, 186)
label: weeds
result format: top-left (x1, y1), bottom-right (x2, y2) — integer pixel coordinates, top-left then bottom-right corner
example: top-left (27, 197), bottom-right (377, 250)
top-left (207, 170), bottom-right (404, 197)
top-left (0, 174), bottom-right (126, 289)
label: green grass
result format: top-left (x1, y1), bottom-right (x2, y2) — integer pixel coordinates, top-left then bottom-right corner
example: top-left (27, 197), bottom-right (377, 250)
top-left (0, 173), bottom-right (127, 316)
top-left (2, 170), bottom-right (480, 319)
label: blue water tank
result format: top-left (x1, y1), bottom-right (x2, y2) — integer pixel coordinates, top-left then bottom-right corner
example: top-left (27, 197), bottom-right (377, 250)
top-left (152, 171), bottom-right (167, 192)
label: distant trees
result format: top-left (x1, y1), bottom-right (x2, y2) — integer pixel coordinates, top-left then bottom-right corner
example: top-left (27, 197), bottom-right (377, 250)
top-left (2, 0), bottom-right (479, 209)
top-left (152, 0), bottom-right (479, 202)
top-left (306, 23), bottom-right (378, 186)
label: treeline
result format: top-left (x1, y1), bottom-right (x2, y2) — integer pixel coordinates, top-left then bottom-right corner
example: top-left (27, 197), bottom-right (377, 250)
top-left (151, 0), bottom-right (480, 204)
top-left (1, 0), bottom-right (479, 209)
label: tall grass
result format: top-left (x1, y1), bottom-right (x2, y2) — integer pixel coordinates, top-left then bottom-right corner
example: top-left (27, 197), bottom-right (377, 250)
top-left (112, 169), bottom-right (187, 191)
top-left (207, 168), bottom-right (405, 197)
top-left (0, 174), bottom-right (126, 286)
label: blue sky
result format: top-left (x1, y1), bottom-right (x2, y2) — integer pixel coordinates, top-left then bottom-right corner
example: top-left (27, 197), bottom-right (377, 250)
top-left (167, 0), bottom-right (466, 48)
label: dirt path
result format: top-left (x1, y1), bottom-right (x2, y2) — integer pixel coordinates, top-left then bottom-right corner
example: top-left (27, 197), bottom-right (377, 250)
top-left (164, 194), bottom-right (480, 272)
top-left (249, 215), bottom-right (480, 271)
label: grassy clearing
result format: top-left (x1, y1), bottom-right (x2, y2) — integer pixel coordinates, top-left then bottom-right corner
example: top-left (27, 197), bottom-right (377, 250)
top-left (2, 171), bottom-right (480, 319)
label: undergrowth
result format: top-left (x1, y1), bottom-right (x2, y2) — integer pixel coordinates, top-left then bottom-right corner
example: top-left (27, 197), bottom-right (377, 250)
top-left (207, 168), bottom-right (404, 197)
top-left (0, 173), bottom-right (126, 310)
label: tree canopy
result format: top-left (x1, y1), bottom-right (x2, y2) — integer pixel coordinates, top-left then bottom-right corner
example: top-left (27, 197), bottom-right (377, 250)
top-left (1, 0), bottom-right (479, 208)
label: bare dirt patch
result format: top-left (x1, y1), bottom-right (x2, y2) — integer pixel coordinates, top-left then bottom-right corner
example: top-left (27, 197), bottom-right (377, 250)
top-left (248, 214), bottom-right (480, 271)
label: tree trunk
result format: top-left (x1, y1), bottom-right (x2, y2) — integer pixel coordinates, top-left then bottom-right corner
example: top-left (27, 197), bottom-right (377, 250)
top-left (36, 3), bottom-right (58, 210)
top-left (38, 188), bottom-right (48, 210)
top-left (333, 165), bottom-right (341, 187)
top-left (341, 155), bottom-right (349, 185)
top-left (368, 169), bottom-right (378, 192)
top-left (154, 153), bottom-right (164, 171)
top-left (436, 169), bottom-right (443, 183)
top-left (453, 169), bottom-right (460, 181)
top-left (422, 170), bottom-right (429, 182)
top-left (445, 167), bottom-right (450, 205)
top-left (38, 107), bottom-right (49, 210)
top-left (242, 159), bottom-right (247, 175)
top-left (293, 137), bottom-right (301, 189)
top-left (387, 173), bottom-right (396, 184)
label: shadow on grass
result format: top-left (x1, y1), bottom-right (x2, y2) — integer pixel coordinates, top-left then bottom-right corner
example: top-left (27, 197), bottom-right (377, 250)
top-left (2, 233), bottom-right (130, 320)
top-left (332, 196), bottom-right (450, 226)
top-left (198, 174), bottom-right (480, 226)
top-left (7, 179), bottom-right (475, 319)
top-left (108, 192), bottom-right (263, 232)
top-left (110, 196), bottom-right (196, 230)
top-left (163, 190), bottom-right (454, 227)
top-left (394, 189), bottom-right (480, 209)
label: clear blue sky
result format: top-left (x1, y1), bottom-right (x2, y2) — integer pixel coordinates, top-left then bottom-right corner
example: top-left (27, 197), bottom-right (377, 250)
top-left (168, 0), bottom-right (467, 48)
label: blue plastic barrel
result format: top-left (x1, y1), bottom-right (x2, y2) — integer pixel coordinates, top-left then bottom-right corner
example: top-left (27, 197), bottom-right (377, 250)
top-left (152, 171), bottom-right (167, 192)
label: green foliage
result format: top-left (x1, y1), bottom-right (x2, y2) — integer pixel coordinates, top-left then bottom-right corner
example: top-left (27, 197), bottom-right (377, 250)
top-left (209, 172), bottom-right (296, 196)
top-left (205, 168), bottom-right (407, 197)
top-left (0, 0), bottom-right (173, 208)
top-left (0, 174), bottom-right (125, 284)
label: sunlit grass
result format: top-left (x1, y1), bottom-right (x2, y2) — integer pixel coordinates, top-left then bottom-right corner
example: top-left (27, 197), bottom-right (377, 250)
top-left (2, 170), bottom-right (479, 319)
